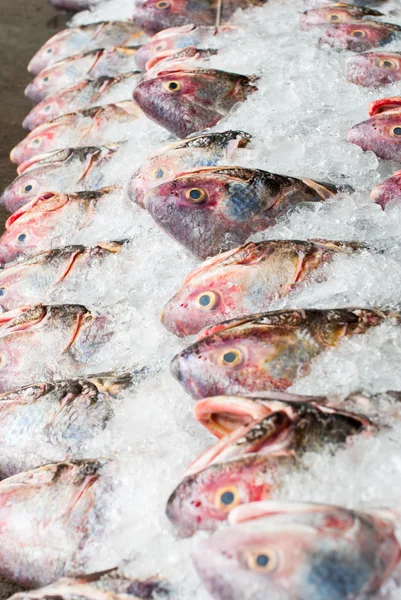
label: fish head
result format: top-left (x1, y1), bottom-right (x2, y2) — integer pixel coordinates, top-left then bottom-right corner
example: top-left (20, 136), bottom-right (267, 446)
top-left (10, 119), bottom-right (69, 165)
top-left (25, 62), bottom-right (67, 104)
top-left (135, 24), bottom-right (197, 68)
top-left (22, 82), bottom-right (87, 130)
top-left (27, 29), bottom-right (72, 75)
top-left (134, 0), bottom-right (189, 34)
top-left (301, 5), bottom-right (383, 30)
top-left (319, 22), bottom-right (399, 52)
top-left (170, 318), bottom-right (296, 398)
top-left (0, 161), bottom-right (61, 212)
top-left (345, 52), bottom-right (401, 87)
top-left (192, 501), bottom-right (401, 600)
top-left (0, 254), bottom-right (49, 310)
top-left (133, 69), bottom-right (257, 138)
top-left (371, 171), bottom-right (401, 209)
top-left (348, 111), bottom-right (401, 160)
top-left (166, 455), bottom-right (274, 537)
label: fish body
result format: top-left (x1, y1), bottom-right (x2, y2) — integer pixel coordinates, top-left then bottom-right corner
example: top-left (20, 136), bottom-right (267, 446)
top-left (371, 170), bottom-right (401, 208)
top-left (134, 23), bottom-right (230, 69)
top-left (345, 51), bottom-right (401, 87)
top-left (0, 242), bottom-right (126, 310)
top-left (2, 145), bottom-right (120, 213)
top-left (28, 21), bottom-right (147, 75)
top-left (0, 374), bottom-right (130, 478)
top-left (10, 102), bottom-right (143, 166)
top-left (348, 109), bottom-right (401, 160)
top-left (26, 47), bottom-right (140, 104)
top-left (0, 460), bottom-right (113, 587)
top-left (167, 402), bottom-right (371, 536)
top-left (192, 501), bottom-right (401, 600)
top-left (23, 73), bottom-right (142, 130)
top-left (129, 130), bottom-right (251, 207)
top-left (0, 187), bottom-right (123, 265)
top-left (318, 21), bottom-right (401, 52)
top-left (143, 166), bottom-right (338, 259)
top-left (133, 0), bottom-right (264, 34)
top-left (301, 3), bottom-right (383, 30)
top-left (0, 304), bottom-right (110, 391)
top-left (132, 68), bottom-right (258, 138)
top-left (171, 308), bottom-right (395, 398)
top-left (161, 239), bottom-right (362, 336)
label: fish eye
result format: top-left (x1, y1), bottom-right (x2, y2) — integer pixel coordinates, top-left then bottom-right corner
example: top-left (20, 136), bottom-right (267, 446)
top-left (156, 0), bottom-right (170, 8)
top-left (214, 486), bottom-right (241, 511)
top-left (155, 41), bottom-right (167, 51)
top-left (245, 548), bottom-right (278, 573)
top-left (17, 233), bottom-right (27, 244)
top-left (164, 80), bottom-right (181, 92)
top-left (195, 291), bottom-right (220, 311)
top-left (29, 137), bottom-right (42, 148)
top-left (351, 30), bottom-right (366, 38)
top-left (0, 287), bottom-right (6, 297)
top-left (22, 183), bottom-right (35, 194)
top-left (43, 76), bottom-right (50, 83)
top-left (391, 126), bottom-right (401, 137)
top-left (328, 13), bottom-right (341, 22)
top-left (0, 355), bottom-right (6, 369)
top-left (46, 48), bottom-right (53, 54)
top-left (151, 166), bottom-right (169, 179)
top-left (219, 348), bottom-right (243, 368)
top-left (185, 188), bottom-right (207, 203)
top-left (379, 58), bottom-right (397, 70)
top-left (44, 105), bottom-right (52, 112)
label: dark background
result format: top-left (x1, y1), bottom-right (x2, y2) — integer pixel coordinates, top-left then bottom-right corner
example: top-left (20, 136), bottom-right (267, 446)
top-left (0, 0), bottom-right (59, 229)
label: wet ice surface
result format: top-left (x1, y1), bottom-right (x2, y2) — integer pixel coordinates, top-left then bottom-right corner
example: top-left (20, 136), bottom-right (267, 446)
top-left (8, 0), bottom-right (401, 597)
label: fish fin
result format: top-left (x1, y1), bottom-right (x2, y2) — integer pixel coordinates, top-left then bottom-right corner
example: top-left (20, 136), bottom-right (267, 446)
top-left (302, 178), bottom-right (337, 200)
top-left (77, 149), bottom-right (102, 184)
top-left (55, 249), bottom-right (86, 284)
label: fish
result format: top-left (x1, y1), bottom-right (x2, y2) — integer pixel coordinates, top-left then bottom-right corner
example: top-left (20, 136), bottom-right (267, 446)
top-left (348, 108), bottom-right (401, 161)
top-left (170, 308), bottom-right (396, 398)
top-left (49, 0), bottom-right (105, 12)
top-left (166, 401), bottom-right (372, 535)
top-left (0, 459), bottom-right (114, 587)
top-left (0, 187), bottom-right (124, 265)
top-left (134, 23), bottom-right (232, 69)
top-left (145, 45), bottom-right (218, 72)
top-left (129, 130), bottom-right (251, 208)
top-left (371, 171), bottom-right (401, 208)
top-left (10, 102), bottom-right (143, 166)
top-left (300, 3), bottom-right (383, 30)
top-left (0, 304), bottom-right (111, 391)
top-left (318, 22), bottom-right (401, 52)
top-left (9, 572), bottom-right (170, 600)
top-left (345, 51), bottom-right (401, 87)
top-left (143, 166), bottom-right (338, 259)
top-left (2, 145), bottom-right (120, 213)
top-left (161, 239), bottom-right (362, 336)
top-left (23, 72), bottom-right (142, 130)
top-left (368, 96), bottom-right (401, 116)
top-left (0, 374), bottom-right (131, 478)
top-left (0, 242), bottom-right (126, 311)
top-left (306, 0), bottom-right (387, 5)
top-left (26, 47), bottom-right (140, 104)
top-left (132, 68), bottom-right (259, 138)
top-left (192, 501), bottom-right (401, 600)
top-left (133, 0), bottom-right (265, 35)
top-left (28, 21), bottom-right (147, 75)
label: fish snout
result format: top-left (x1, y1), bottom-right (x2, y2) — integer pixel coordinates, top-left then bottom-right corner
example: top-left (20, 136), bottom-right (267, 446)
top-left (170, 353), bottom-right (184, 382)
top-left (345, 58), bottom-right (373, 87)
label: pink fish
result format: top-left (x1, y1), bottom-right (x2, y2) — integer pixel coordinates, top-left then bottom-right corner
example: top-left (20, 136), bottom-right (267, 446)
top-left (348, 107), bottom-right (401, 160)
top-left (318, 21), bottom-right (401, 52)
top-left (23, 73), bottom-right (141, 130)
top-left (301, 3), bottom-right (383, 30)
top-left (371, 170), bottom-right (401, 208)
top-left (345, 51), bottom-right (401, 87)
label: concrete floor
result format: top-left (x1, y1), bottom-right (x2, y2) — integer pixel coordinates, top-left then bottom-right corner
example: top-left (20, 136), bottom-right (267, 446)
top-left (0, 0), bottom-right (61, 229)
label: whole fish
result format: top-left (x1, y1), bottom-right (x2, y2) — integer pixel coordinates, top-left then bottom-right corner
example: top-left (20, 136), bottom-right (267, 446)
top-left (170, 308), bottom-right (396, 398)
top-left (0, 187), bottom-right (124, 265)
top-left (371, 171), bottom-right (401, 208)
top-left (318, 22), bottom-right (401, 52)
top-left (345, 51), bottom-right (401, 87)
top-left (129, 130), bottom-right (251, 208)
top-left (0, 459), bottom-right (114, 587)
top-left (0, 242), bottom-right (126, 311)
top-left (0, 374), bottom-right (131, 478)
top-left (133, 0), bottom-right (265, 35)
top-left (28, 21), bottom-right (147, 75)
top-left (167, 403), bottom-right (371, 536)
top-left (0, 304), bottom-right (111, 391)
top-left (348, 109), bottom-right (401, 160)
top-left (2, 145), bottom-right (120, 213)
top-left (9, 572), bottom-right (170, 600)
top-left (192, 501), bottom-right (401, 600)
top-left (26, 47), bottom-right (140, 104)
top-left (23, 72), bottom-right (142, 130)
top-left (134, 23), bottom-right (231, 69)
top-left (143, 166), bottom-right (338, 259)
top-left (10, 102), bottom-right (143, 166)
top-left (161, 239), bottom-right (362, 336)
top-left (300, 3), bottom-right (383, 30)
top-left (132, 68), bottom-right (258, 138)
